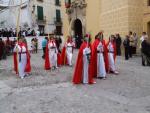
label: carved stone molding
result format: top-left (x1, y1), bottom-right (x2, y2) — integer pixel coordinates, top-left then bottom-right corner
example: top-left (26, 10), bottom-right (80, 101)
top-left (71, 0), bottom-right (87, 9)
top-left (66, 0), bottom-right (87, 15)
top-left (66, 0), bottom-right (87, 35)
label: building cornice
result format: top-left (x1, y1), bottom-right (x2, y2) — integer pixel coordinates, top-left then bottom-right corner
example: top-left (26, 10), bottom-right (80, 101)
top-left (66, 0), bottom-right (87, 15)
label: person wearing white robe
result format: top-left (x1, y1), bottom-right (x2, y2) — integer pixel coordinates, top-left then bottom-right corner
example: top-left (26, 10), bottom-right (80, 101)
top-left (83, 46), bottom-right (91, 84)
top-left (97, 41), bottom-right (106, 78)
top-left (107, 36), bottom-right (118, 74)
top-left (48, 40), bottom-right (58, 69)
top-left (72, 34), bottom-right (95, 84)
top-left (13, 39), bottom-right (27, 79)
top-left (65, 41), bottom-right (75, 66)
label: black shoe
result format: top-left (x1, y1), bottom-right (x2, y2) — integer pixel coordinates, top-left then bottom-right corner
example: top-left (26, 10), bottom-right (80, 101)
top-left (98, 77), bottom-right (104, 79)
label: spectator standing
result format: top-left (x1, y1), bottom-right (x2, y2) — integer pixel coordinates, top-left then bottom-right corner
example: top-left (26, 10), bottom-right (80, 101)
top-left (115, 34), bottom-right (122, 56)
top-left (10, 38), bottom-right (17, 54)
top-left (42, 37), bottom-right (48, 59)
top-left (36, 29), bottom-right (40, 38)
top-left (34, 38), bottom-right (38, 53)
top-left (129, 31), bottom-right (134, 58)
top-left (0, 38), bottom-right (5, 60)
top-left (133, 33), bottom-right (138, 54)
top-left (5, 37), bottom-right (12, 55)
top-left (31, 38), bottom-right (35, 53)
top-left (0, 29), bottom-right (1, 36)
top-left (141, 35), bottom-right (150, 66)
top-left (123, 35), bottom-right (130, 60)
top-left (55, 36), bottom-right (62, 53)
top-left (27, 28), bottom-right (31, 36)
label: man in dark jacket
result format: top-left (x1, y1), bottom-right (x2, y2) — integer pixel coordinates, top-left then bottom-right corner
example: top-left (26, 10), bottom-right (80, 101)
top-left (123, 35), bottom-right (130, 60)
top-left (0, 38), bottom-right (4, 60)
top-left (55, 36), bottom-right (62, 53)
top-left (116, 34), bottom-right (122, 56)
top-left (141, 36), bottom-right (150, 66)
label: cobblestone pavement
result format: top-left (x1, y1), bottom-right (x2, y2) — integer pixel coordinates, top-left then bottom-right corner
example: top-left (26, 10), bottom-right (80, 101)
top-left (0, 50), bottom-right (150, 113)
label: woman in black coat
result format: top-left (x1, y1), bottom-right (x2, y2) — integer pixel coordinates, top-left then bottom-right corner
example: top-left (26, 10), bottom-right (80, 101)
top-left (141, 37), bottom-right (150, 66)
top-left (123, 35), bottom-right (130, 60)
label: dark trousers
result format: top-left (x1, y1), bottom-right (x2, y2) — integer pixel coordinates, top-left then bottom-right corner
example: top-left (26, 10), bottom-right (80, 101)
top-left (132, 47), bottom-right (136, 54)
top-left (117, 46), bottom-right (121, 56)
top-left (0, 54), bottom-right (2, 60)
top-left (124, 47), bottom-right (129, 60)
top-left (35, 45), bottom-right (38, 53)
top-left (129, 46), bottom-right (133, 58)
top-left (142, 52), bottom-right (150, 66)
top-left (42, 47), bottom-right (46, 59)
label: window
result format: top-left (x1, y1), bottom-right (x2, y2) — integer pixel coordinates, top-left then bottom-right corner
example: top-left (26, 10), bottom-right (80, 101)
top-left (65, 0), bottom-right (71, 4)
top-left (37, 0), bottom-right (43, 2)
top-left (56, 9), bottom-right (61, 22)
top-left (55, 0), bottom-right (60, 6)
top-left (37, 6), bottom-right (44, 20)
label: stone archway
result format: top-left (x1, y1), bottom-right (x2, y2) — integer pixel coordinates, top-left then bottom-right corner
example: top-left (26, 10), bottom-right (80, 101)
top-left (73, 19), bottom-right (83, 48)
top-left (147, 21), bottom-right (150, 38)
top-left (66, 0), bottom-right (87, 48)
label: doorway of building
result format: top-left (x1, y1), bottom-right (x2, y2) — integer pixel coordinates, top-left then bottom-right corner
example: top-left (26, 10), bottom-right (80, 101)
top-left (74, 19), bottom-right (83, 48)
top-left (38, 25), bottom-right (45, 36)
top-left (147, 22), bottom-right (150, 39)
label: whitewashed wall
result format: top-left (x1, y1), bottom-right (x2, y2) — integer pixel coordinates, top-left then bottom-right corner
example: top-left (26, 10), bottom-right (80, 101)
top-left (0, 0), bottom-right (32, 29)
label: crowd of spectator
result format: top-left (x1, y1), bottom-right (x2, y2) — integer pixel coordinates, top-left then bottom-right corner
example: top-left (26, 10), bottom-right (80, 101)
top-left (0, 28), bottom-right (44, 37)
top-left (123, 31), bottom-right (138, 60)
top-left (0, 37), bottom-right (17, 60)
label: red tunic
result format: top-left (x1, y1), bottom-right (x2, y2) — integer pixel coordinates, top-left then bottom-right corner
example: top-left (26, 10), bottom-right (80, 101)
top-left (57, 52), bottom-right (62, 66)
top-left (44, 42), bottom-right (51, 70)
top-left (72, 41), bottom-right (94, 84)
top-left (61, 46), bottom-right (68, 65)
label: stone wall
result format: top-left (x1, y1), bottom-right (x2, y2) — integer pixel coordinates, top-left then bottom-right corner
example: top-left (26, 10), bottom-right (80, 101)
top-left (86, 0), bottom-right (100, 41)
top-left (143, 0), bottom-right (150, 37)
top-left (100, 0), bottom-right (129, 38)
top-left (62, 0), bottom-right (150, 41)
top-left (128, 0), bottom-right (143, 37)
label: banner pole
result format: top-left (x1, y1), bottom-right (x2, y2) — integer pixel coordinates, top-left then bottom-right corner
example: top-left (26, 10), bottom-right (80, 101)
top-left (16, 0), bottom-right (22, 73)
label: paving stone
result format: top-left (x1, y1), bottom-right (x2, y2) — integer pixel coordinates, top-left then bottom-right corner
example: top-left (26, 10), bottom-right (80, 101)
top-left (0, 50), bottom-right (150, 113)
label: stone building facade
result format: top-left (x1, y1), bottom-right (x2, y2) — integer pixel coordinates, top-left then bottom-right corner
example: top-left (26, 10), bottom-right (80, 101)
top-left (0, 0), bottom-right (63, 35)
top-left (31, 0), bottom-right (63, 35)
top-left (62, 0), bottom-right (150, 43)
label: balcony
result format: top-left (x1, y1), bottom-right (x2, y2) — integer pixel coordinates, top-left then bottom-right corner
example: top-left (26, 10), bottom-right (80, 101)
top-left (54, 18), bottom-right (62, 26)
top-left (36, 16), bottom-right (46, 25)
top-left (37, 0), bottom-right (43, 2)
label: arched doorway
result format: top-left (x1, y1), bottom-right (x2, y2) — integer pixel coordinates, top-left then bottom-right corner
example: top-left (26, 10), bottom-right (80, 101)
top-left (147, 22), bottom-right (150, 38)
top-left (74, 19), bottom-right (83, 48)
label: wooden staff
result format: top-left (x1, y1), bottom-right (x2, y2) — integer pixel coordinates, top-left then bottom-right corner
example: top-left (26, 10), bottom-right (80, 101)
top-left (64, 26), bottom-right (70, 65)
top-left (16, 0), bottom-right (22, 73)
top-left (48, 33), bottom-right (50, 40)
